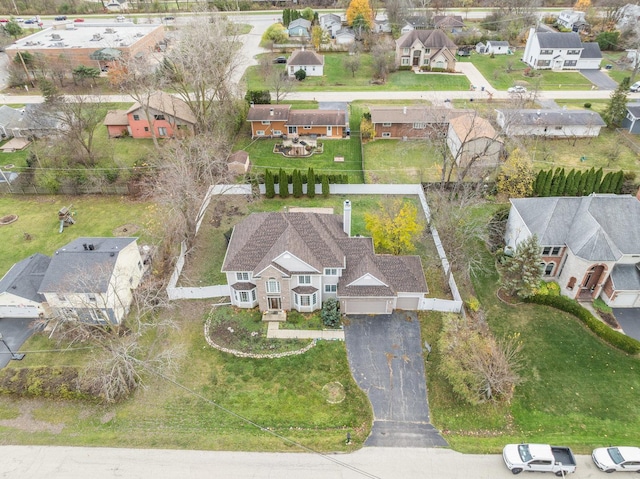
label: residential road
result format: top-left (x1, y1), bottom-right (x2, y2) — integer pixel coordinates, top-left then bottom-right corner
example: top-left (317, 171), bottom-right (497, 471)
top-left (0, 445), bottom-right (606, 479)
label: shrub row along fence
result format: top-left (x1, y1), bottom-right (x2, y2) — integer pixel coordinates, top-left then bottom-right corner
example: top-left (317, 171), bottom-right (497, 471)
top-left (168, 183), bottom-right (463, 314)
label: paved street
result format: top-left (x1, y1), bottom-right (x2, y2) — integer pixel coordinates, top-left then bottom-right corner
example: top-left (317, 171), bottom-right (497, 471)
top-left (0, 445), bottom-right (607, 479)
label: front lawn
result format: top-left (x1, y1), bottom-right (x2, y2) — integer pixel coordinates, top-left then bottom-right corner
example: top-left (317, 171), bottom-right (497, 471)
top-left (244, 53), bottom-right (470, 92)
top-left (0, 195), bottom-right (156, 277)
top-left (463, 53), bottom-right (596, 91)
top-left (363, 139), bottom-right (443, 183)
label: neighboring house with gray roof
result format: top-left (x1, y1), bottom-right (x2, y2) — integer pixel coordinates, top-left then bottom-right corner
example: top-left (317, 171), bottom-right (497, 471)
top-left (0, 254), bottom-right (50, 318)
top-left (505, 194), bottom-right (640, 307)
top-left (432, 15), bottom-right (465, 33)
top-left (396, 29), bottom-right (457, 71)
top-left (0, 104), bottom-right (63, 139)
top-left (287, 18), bottom-right (311, 38)
top-left (222, 202), bottom-right (428, 315)
top-left (523, 27), bottom-right (601, 70)
top-left (320, 13), bottom-right (342, 37)
top-left (401, 16), bottom-right (430, 34)
top-left (485, 40), bottom-right (510, 55)
top-left (557, 10), bottom-right (589, 32)
top-left (623, 104), bottom-right (640, 134)
top-left (287, 49), bottom-right (324, 77)
top-left (496, 108), bottom-right (606, 138)
top-left (39, 237), bottom-right (144, 324)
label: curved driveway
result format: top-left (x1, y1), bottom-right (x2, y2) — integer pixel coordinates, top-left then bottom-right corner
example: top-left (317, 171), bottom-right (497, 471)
top-left (344, 312), bottom-right (447, 448)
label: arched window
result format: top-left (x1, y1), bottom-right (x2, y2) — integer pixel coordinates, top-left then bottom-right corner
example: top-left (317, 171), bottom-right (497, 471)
top-left (544, 262), bottom-right (555, 276)
top-left (266, 278), bottom-right (280, 294)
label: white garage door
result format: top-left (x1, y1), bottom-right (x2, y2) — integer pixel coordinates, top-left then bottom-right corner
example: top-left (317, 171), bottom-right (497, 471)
top-left (0, 305), bottom-right (40, 318)
top-left (396, 297), bottom-right (419, 310)
top-left (612, 293), bottom-right (640, 308)
top-left (343, 298), bottom-right (389, 315)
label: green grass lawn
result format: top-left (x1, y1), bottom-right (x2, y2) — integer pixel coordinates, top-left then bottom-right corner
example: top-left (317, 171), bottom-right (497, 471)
top-left (424, 204), bottom-right (640, 454)
top-left (463, 53), bottom-right (597, 91)
top-left (363, 139), bottom-right (443, 183)
top-left (0, 195), bottom-right (156, 277)
top-left (245, 53), bottom-right (470, 92)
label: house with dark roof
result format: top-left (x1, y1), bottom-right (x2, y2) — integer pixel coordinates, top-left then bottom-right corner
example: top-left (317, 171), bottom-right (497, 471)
top-left (432, 15), bottom-right (465, 33)
top-left (505, 194), bottom-right (640, 307)
top-left (557, 10), bottom-right (589, 32)
top-left (369, 105), bottom-right (453, 139)
top-left (319, 13), bottom-right (342, 37)
top-left (0, 254), bottom-right (50, 318)
top-left (400, 16), bottom-right (430, 34)
top-left (39, 237), bottom-right (144, 324)
top-left (246, 104), bottom-right (346, 139)
top-left (495, 108), bottom-right (606, 138)
top-left (485, 40), bottom-right (510, 55)
top-left (0, 104), bottom-right (63, 139)
top-left (222, 202), bottom-right (428, 314)
top-left (103, 91), bottom-right (197, 139)
top-left (395, 29), bottom-right (457, 71)
top-left (623, 103), bottom-right (640, 134)
top-left (287, 49), bottom-right (324, 77)
top-left (523, 27), bottom-right (601, 70)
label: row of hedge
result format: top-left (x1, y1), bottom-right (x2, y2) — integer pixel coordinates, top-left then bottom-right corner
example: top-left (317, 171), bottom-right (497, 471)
top-left (525, 294), bottom-right (640, 355)
top-left (532, 167), bottom-right (625, 197)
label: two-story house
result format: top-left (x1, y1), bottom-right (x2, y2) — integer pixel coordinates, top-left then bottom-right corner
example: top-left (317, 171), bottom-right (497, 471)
top-left (246, 104), bottom-right (346, 139)
top-left (504, 194), bottom-right (640, 308)
top-left (523, 27), bottom-right (601, 70)
top-left (319, 13), bottom-right (342, 37)
top-left (557, 10), bottom-right (589, 32)
top-left (395, 29), bottom-right (457, 71)
top-left (222, 202), bottom-right (428, 315)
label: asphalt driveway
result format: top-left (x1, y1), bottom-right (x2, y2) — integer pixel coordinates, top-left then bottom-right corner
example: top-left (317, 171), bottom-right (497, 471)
top-left (344, 312), bottom-right (448, 448)
top-left (613, 308), bottom-right (640, 341)
top-left (0, 318), bottom-right (36, 369)
top-left (580, 70), bottom-right (618, 90)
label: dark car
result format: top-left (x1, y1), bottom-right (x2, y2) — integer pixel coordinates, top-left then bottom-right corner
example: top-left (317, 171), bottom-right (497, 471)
top-left (273, 56), bottom-right (287, 64)
top-left (54, 15), bottom-right (67, 21)
top-left (163, 16), bottom-right (175, 21)
top-left (24, 18), bottom-right (37, 24)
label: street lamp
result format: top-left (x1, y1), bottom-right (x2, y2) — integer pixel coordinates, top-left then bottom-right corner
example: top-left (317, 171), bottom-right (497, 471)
top-left (0, 333), bottom-right (25, 361)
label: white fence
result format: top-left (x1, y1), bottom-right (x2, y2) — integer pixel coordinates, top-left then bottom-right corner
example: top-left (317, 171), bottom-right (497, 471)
top-left (168, 183), bottom-right (463, 313)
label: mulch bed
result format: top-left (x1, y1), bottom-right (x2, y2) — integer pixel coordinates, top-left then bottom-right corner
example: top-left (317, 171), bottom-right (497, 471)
top-left (0, 214), bottom-right (18, 226)
top-left (597, 311), bottom-right (621, 330)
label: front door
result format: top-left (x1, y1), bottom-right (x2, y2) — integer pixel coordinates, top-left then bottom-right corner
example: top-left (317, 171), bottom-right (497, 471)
top-left (413, 51), bottom-right (421, 66)
top-left (326, 125), bottom-right (332, 136)
top-left (578, 264), bottom-right (606, 299)
top-left (288, 126), bottom-right (298, 135)
top-left (268, 297), bottom-right (281, 310)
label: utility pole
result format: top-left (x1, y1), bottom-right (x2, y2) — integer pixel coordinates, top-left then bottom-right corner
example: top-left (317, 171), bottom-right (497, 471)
top-left (16, 48), bottom-right (35, 87)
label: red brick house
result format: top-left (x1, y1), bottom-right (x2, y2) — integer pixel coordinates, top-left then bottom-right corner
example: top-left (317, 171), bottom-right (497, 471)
top-left (369, 106), bottom-right (453, 139)
top-left (103, 91), bottom-right (196, 139)
top-left (246, 104), bottom-right (346, 139)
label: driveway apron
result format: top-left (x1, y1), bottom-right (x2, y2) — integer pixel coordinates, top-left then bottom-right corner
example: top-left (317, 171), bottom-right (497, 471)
top-left (579, 70), bottom-right (618, 90)
top-left (344, 312), bottom-right (448, 447)
top-left (0, 318), bottom-right (35, 369)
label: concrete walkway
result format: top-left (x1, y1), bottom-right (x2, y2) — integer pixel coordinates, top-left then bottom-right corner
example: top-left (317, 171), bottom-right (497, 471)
top-left (266, 321), bottom-right (344, 340)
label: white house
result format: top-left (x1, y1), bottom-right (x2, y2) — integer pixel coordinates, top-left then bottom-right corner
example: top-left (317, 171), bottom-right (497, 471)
top-left (522, 27), bottom-right (602, 70)
top-left (446, 113), bottom-right (504, 171)
top-left (0, 254), bottom-right (50, 318)
top-left (38, 237), bottom-right (145, 324)
top-left (504, 195), bottom-right (640, 308)
top-left (557, 10), bottom-right (589, 32)
top-left (105, 0), bottom-right (129, 11)
top-left (286, 49), bottom-right (324, 77)
top-left (374, 14), bottom-right (392, 33)
top-left (485, 40), bottom-right (510, 55)
top-left (496, 109), bottom-right (606, 138)
top-left (319, 13), bottom-right (342, 37)
top-left (221, 202), bottom-right (428, 315)
top-left (400, 16), bottom-right (429, 34)
top-left (335, 28), bottom-right (355, 45)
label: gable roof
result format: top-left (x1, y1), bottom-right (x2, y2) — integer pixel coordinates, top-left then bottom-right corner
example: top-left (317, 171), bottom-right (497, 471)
top-left (126, 91), bottom-right (196, 125)
top-left (510, 195), bottom-right (640, 261)
top-left (433, 15), bottom-right (465, 28)
top-left (228, 150), bottom-right (248, 164)
top-left (222, 212), bottom-right (428, 295)
top-left (610, 264), bottom-right (640, 291)
top-left (103, 109), bottom-right (129, 126)
top-left (497, 109), bottom-right (606, 127)
top-left (404, 16), bottom-right (429, 28)
top-left (0, 253), bottom-right (50, 303)
top-left (369, 106), bottom-right (455, 125)
top-left (535, 31), bottom-right (583, 49)
top-left (487, 40), bottom-right (509, 47)
top-left (287, 109), bottom-right (346, 127)
top-left (580, 42), bottom-right (602, 59)
top-left (287, 49), bottom-right (324, 66)
top-left (396, 29), bottom-right (457, 49)
top-left (449, 113), bottom-right (500, 141)
top-left (0, 105), bottom-right (23, 127)
top-left (320, 13), bottom-right (341, 25)
top-left (39, 237), bottom-right (138, 294)
top-left (627, 103), bottom-right (640, 118)
top-left (246, 104), bottom-right (291, 122)
top-left (336, 27), bottom-right (355, 37)
top-left (288, 18), bottom-right (311, 30)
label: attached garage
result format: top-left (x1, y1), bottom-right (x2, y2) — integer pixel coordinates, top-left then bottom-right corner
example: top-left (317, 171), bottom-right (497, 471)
top-left (0, 304), bottom-right (41, 318)
top-left (606, 264), bottom-right (640, 308)
top-left (396, 296), bottom-right (420, 310)
top-left (610, 292), bottom-right (640, 308)
top-left (0, 254), bottom-right (50, 319)
top-left (341, 298), bottom-right (392, 315)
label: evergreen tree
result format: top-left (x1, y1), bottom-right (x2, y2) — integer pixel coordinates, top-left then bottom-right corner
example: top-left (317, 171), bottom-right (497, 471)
top-left (600, 171), bottom-right (613, 193)
top-left (501, 234), bottom-right (543, 299)
top-left (265, 169), bottom-right (275, 198)
top-left (556, 168), bottom-right (567, 196)
top-left (593, 168), bottom-right (603, 193)
top-left (568, 170), bottom-right (580, 195)
top-left (293, 169), bottom-right (303, 198)
top-left (283, 9), bottom-right (290, 26)
top-left (279, 168), bottom-right (289, 198)
top-left (307, 168), bottom-right (316, 198)
top-left (576, 170), bottom-right (588, 196)
top-left (541, 169), bottom-right (553, 197)
top-left (584, 167), bottom-right (597, 195)
top-left (603, 77), bottom-right (630, 128)
top-left (549, 168), bottom-right (561, 196)
top-left (613, 170), bottom-right (625, 193)
top-left (564, 169), bottom-right (575, 196)
top-left (534, 170), bottom-right (546, 196)
top-left (322, 174), bottom-right (330, 198)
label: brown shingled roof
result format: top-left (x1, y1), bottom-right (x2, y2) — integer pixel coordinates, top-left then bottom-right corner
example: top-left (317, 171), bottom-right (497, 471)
top-left (287, 49), bottom-right (324, 66)
top-left (288, 109), bottom-right (346, 127)
top-left (126, 91), bottom-right (196, 125)
top-left (396, 29), bottom-right (457, 49)
top-left (246, 104), bottom-right (291, 122)
top-left (103, 110), bottom-right (128, 126)
top-left (449, 113), bottom-right (501, 142)
top-left (369, 106), bottom-right (451, 125)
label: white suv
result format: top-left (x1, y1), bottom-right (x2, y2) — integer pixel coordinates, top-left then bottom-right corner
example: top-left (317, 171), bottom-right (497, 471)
top-left (630, 81), bottom-right (640, 92)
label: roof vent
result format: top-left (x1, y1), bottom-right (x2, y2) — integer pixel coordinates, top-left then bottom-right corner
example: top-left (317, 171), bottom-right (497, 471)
top-left (83, 243), bottom-right (88, 251)
top-left (88, 244), bottom-right (95, 251)
top-left (110, 252), bottom-right (115, 257)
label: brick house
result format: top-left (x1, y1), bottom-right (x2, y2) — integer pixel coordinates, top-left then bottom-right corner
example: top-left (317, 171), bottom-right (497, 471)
top-left (395, 29), bottom-right (457, 71)
top-left (369, 106), bottom-right (453, 139)
top-left (504, 194), bottom-right (640, 308)
top-left (222, 202), bottom-right (428, 315)
top-left (246, 104), bottom-right (346, 139)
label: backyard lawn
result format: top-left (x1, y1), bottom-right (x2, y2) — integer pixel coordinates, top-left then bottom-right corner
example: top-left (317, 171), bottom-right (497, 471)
top-left (0, 195), bottom-right (156, 277)
top-left (244, 53), bottom-right (470, 92)
top-left (461, 53), bottom-right (597, 91)
top-left (363, 139), bottom-right (442, 183)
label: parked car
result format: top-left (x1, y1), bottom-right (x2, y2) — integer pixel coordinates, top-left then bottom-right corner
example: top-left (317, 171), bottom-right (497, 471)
top-left (163, 16), bottom-right (175, 21)
top-left (24, 18), bottom-right (37, 24)
top-left (15, 17), bottom-right (24, 22)
top-left (273, 56), bottom-right (287, 64)
top-left (630, 81), bottom-right (640, 92)
top-left (592, 447), bottom-right (640, 473)
top-left (73, 18), bottom-right (84, 23)
top-left (508, 85), bottom-right (527, 94)
top-left (116, 15), bottom-right (126, 22)
top-left (54, 15), bottom-right (67, 21)
top-left (0, 19), bottom-right (8, 23)
top-left (503, 444), bottom-right (577, 476)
